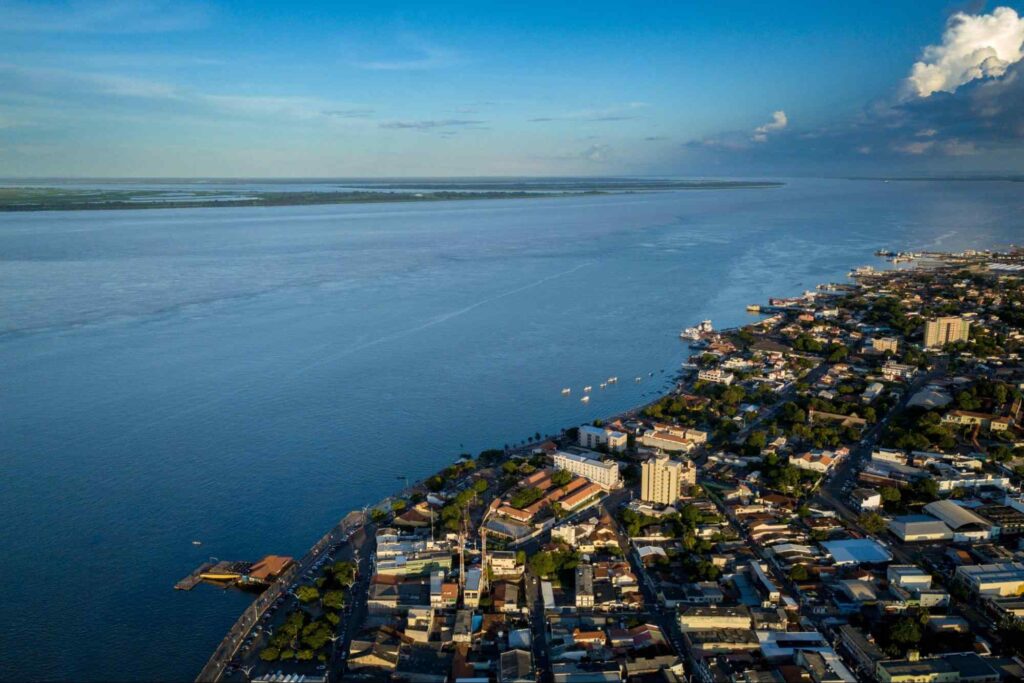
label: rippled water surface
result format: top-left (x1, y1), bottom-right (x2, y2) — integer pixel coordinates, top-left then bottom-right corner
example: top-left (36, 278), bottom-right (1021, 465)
top-left (1, 178), bottom-right (1021, 681)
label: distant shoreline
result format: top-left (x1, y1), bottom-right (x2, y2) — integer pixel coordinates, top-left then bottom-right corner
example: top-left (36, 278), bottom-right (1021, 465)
top-left (0, 181), bottom-right (784, 212)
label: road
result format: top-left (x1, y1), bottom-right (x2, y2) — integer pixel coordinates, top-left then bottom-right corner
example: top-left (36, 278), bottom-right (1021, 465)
top-left (212, 513), bottom-right (368, 683)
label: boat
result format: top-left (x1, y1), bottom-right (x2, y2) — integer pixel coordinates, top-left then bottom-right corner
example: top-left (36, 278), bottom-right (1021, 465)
top-left (607, 376), bottom-right (618, 383)
top-left (680, 319), bottom-right (714, 340)
top-left (583, 385), bottom-right (592, 393)
top-left (746, 304), bottom-right (761, 313)
top-left (561, 388), bottom-right (571, 395)
top-left (192, 540), bottom-right (202, 546)
top-left (635, 376), bottom-right (642, 382)
top-left (599, 383), bottom-right (607, 389)
top-left (580, 395), bottom-right (590, 403)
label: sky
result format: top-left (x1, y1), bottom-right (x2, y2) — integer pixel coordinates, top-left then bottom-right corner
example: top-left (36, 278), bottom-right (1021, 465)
top-left (1, 1), bottom-right (1023, 177)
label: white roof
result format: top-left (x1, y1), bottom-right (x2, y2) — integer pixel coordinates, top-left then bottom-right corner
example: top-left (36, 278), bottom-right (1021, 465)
top-left (822, 539), bottom-right (893, 565)
top-left (923, 500), bottom-right (991, 530)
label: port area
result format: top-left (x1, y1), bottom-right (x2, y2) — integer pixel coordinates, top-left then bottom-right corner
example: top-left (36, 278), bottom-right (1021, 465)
top-left (175, 556), bottom-right (294, 592)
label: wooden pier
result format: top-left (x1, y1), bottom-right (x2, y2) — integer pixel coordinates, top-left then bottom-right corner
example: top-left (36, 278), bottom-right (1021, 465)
top-left (174, 561), bottom-right (215, 591)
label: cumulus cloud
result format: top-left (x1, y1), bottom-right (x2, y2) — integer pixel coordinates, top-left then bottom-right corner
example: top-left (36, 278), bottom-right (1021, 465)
top-left (907, 6), bottom-right (1024, 97)
top-left (752, 110), bottom-right (788, 141)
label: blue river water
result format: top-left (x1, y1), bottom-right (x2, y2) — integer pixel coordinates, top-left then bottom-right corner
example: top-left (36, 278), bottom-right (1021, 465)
top-left (0, 178), bottom-right (1021, 681)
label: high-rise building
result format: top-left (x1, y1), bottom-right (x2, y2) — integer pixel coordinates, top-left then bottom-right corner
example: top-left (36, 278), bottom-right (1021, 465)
top-left (640, 453), bottom-right (695, 505)
top-left (923, 317), bottom-right (970, 348)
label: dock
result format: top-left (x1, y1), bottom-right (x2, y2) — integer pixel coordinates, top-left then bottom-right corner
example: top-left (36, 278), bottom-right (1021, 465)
top-left (175, 561), bottom-right (215, 591)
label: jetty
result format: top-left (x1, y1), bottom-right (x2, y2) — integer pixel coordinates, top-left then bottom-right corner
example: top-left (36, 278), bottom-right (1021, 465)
top-left (175, 561), bottom-right (215, 591)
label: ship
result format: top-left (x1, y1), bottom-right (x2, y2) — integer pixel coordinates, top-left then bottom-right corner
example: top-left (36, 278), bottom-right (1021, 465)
top-left (746, 304), bottom-right (761, 313)
top-left (583, 385), bottom-right (592, 393)
top-left (561, 387), bottom-right (571, 395)
top-left (580, 395), bottom-right (590, 403)
top-left (607, 376), bottom-right (618, 383)
top-left (680, 319), bottom-right (714, 340)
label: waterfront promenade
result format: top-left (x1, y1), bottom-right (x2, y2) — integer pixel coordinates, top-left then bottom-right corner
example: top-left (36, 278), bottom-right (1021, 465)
top-left (195, 510), bottom-right (365, 682)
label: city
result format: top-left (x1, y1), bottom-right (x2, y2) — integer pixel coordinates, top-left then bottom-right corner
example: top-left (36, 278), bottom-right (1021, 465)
top-left (206, 248), bottom-right (1024, 683)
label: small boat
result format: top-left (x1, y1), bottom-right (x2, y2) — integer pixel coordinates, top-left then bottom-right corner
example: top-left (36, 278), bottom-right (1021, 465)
top-left (635, 376), bottom-right (642, 382)
top-left (599, 383), bottom-right (607, 389)
top-left (746, 304), bottom-right (761, 313)
top-left (192, 540), bottom-right (202, 546)
top-left (561, 388), bottom-right (571, 395)
top-left (583, 385), bottom-right (592, 393)
top-left (580, 395), bottom-right (590, 403)
top-left (607, 376), bottom-right (618, 383)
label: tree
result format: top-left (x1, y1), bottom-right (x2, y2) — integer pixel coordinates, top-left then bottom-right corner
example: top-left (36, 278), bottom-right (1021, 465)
top-left (370, 508), bottom-right (388, 523)
top-left (881, 486), bottom-right (901, 503)
top-left (859, 512), bottom-right (886, 534)
top-left (515, 550), bottom-right (527, 565)
top-left (888, 617), bottom-right (922, 651)
top-left (260, 647), bottom-right (280, 662)
top-left (323, 590), bottom-right (345, 609)
top-left (296, 649), bottom-right (314, 661)
top-left (551, 469), bottom-right (573, 487)
top-left (391, 499), bottom-right (407, 513)
top-left (790, 565), bottom-right (809, 581)
top-left (295, 585), bottom-right (320, 603)
top-left (472, 478), bottom-right (489, 493)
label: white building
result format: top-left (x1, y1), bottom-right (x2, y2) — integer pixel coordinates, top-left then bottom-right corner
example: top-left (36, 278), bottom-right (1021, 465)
top-left (788, 450), bottom-right (838, 474)
top-left (639, 424), bottom-right (708, 453)
top-left (552, 450), bottom-right (622, 490)
top-left (956, 563), bottom-right (1024, 597)
top-left (578, 424), bottom-right (628, 453)
top-left (923, 500), bottom-right (993, 542)
top-left (698, 368), bottom-right (735, 385)
top-left (887, 565), bottom-right (932, 590)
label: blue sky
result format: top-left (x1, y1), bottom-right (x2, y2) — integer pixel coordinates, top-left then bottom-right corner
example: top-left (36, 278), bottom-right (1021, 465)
top-left (1, 1), bottom-right (1022, 176)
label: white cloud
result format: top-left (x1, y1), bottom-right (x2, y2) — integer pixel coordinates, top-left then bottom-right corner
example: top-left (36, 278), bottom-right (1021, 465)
top-left (907, 6), bottom-right (1024, 97)
top-left (752, 110), bottom-right (787, 142)
top-left (895, 140), bottom-right (935, 155)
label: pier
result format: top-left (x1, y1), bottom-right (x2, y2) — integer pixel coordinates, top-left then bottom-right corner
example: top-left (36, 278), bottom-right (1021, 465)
top-left (175, 562), bottom-right (215, 591)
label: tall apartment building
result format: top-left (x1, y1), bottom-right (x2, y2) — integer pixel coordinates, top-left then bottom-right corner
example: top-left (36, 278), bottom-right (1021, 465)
top-left (640, 453), bottom-right (695, 505)
top-left (552, 450), bottom-right (622, 490)
top-left (924, 317), bottom-right (970, 348)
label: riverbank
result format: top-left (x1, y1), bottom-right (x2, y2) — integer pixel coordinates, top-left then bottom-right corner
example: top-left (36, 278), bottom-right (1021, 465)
top-left (0, 180), bottom-right (783, 212)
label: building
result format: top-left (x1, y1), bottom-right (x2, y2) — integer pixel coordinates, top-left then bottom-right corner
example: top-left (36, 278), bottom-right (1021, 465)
top-left (887, 565), bottom-right (933, 590)
top-left (882, 361), bottom-right (918, 381)
top-left (956, 562), bottom-right (1024, 597)
top-left (639, 424), bottom-right (709, 453)
top-left (838, 625), bottom-right (886, 675)
top-left (888, 515), bottom-right (954, 543)
top-left (640, 453), bottom-right (695, 505)
top-left (876, 652), bottom-right (998, 683)
top-left (821, 539), bottom-right (893, 566)
top-left (851, 488), bottom-right (882, 512)
top-left (678, 605), bottom-right (751, 631)
top-left (575, 564), bottom-right (595, 608)
top-left (578, 424), bottom-right (628, 452)
top-left (862, 382), bottom-right (885, 403)
top-left (499, 649), bottom-right (535, 683)
top-left (789, 450), bottom-right (838, 474)
top-left (942, 410), bottom-right (1013, 432)
top-left (463, 567), bottom-right (485, 608)
top-left (924, 316), bottom-right (971, 348)
top-left (697, 368), bottom-right (735, 385)
top-left (552, 450), bottom-right (622, 490)
top-left (923, 500), bottom-right (993, 542)
top-left (873, 337), bottom-right (899, 353)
